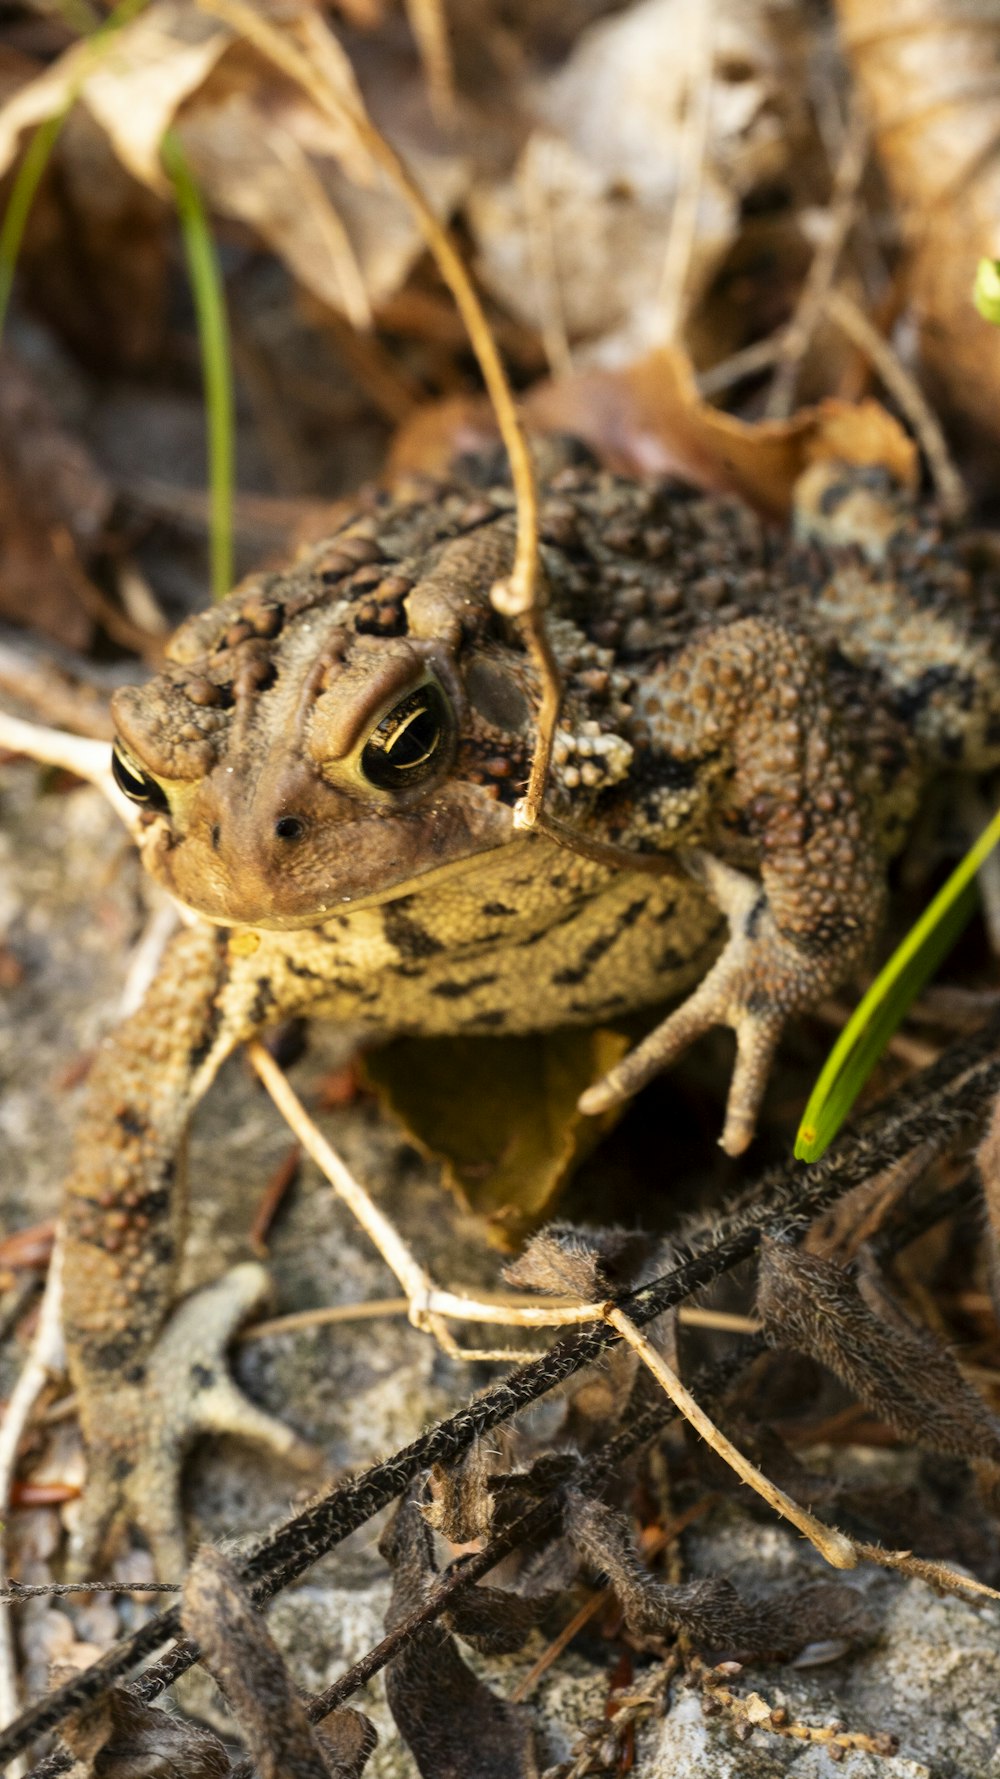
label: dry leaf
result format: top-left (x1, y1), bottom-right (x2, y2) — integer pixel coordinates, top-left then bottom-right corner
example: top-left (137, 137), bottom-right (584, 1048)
top-left (757, 1236), bottom-right (1000, 1463)
top-left (566, 1492), bottom-right (873, 1660)
top-left (60, 1684), bottom-right (230, 1778)
top-left (836, 0), bottom-right (1000, 457)
top-left (182, 1545), bottom-right (376, 1778)
top-left (363, 1026), bottom-right (630, 1242)
top-left (380, 1493), bottom-right (539, 1779)
top-left (468, 0), bottom-right (816, 361)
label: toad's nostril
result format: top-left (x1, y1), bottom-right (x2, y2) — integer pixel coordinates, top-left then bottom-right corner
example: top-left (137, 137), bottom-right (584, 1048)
top-left (274, 815), bottom-right (306, 841)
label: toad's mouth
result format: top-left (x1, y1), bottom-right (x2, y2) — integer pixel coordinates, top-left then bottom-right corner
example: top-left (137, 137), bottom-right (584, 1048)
top-left (140, 812), bottom-right (521, 931)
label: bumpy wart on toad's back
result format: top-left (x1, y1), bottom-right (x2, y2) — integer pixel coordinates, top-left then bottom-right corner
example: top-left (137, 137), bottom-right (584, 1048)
top-left (62, 454), bottom-right (1000, 1574)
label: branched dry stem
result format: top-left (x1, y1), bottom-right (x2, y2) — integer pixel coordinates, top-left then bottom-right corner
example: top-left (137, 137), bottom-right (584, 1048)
top-left (765, 104), bottom-right (869, 419)
top-left (249, 1039), bottom-right (758, 1356)
top-left (0, 710), bottom-right (137, 834)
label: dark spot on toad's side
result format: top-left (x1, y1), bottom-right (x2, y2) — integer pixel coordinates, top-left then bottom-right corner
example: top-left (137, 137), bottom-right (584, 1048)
top-left (552, 963), bottom-right (588, 986)
top-left (430, 974), bottom-right (499, 998)
top-left (482, 901), bottom-right (517, 916)
top-left (618, 897), bottom-right (648, 930)
top-left (285, 958), bottom-right (324, 981)
top-left (191, 1363), bottom-right (216, 1389)
top-left (383, 898), bottom-right (445, 959)
top-left (116, 1106), bottom-right (145, 1139)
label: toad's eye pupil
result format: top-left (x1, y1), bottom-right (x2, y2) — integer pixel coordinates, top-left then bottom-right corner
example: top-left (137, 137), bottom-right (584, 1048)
top-left (361, 684), bottom-right (449, 789)
top-left (111, 743), bottom-right (168, 811)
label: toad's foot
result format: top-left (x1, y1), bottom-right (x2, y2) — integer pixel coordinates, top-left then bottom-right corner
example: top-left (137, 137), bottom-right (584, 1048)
top-left (67, 1263), bottom-right (318, 1581)
top-left (579, 853), bottom-right (851, 1157)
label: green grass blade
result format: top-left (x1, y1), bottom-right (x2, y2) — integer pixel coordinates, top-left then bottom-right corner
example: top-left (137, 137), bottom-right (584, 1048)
top-left (0, 111), bottom-right (67, 341)
top-left (795, 803), bottom-right (1000, 1161)
top-left (975, 258), bottom-right (1000, 326)
top-left (161, 131), bottom-right (234, 600)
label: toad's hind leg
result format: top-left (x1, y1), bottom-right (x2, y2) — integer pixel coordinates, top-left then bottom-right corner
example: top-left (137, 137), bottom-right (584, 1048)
top-left (62, 923), bottom-right (316, 1579)
top-left (580, 617), bottom-right (886, 1154)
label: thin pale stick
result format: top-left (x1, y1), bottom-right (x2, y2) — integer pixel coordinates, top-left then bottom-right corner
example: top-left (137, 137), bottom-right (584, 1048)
top-left (696, 331), bottom-right (787, 398)
top-left (246, 1040), bottom-right (464, 1354)
top-left (854, 1541), bottom-right (1000, 1605)
top-left (243, 1297), bottom-right (759, 1343)
top-left (402, 0), bottom-right (455, 125)
top-left (604, 1303), bottom-right (857, 1569)
top-left (0, 1240), bottom-right (65, 1774)
top-left (658, 0), bottom-right (716, 341)
top-left (0, 710), bottom-right (136, 832)
top-left (825, 287), bottom-right (967, 517)
top-left (520, 138), bottom-right (573, 381)
top-left (765, 107), bottom-right (869, 418)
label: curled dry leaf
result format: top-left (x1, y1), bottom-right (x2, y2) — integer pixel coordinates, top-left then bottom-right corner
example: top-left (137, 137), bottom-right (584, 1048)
top-left (836, 0), bottom-right (1000, 456)
top-left (565, 1492), bottom-right (874, 1661)
top-left (756, 1236), bottom-right (1000, 1464)
top-left (380, 1492), bottom-right (540, 1779)
top-left (182, 1544), bottom-right (376, 1778)
top-left (502, 1221), bottom-right (654, 1300)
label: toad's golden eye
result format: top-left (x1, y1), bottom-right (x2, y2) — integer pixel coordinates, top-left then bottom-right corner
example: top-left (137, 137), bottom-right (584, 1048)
top-left (111, 741), bottom-right (169, 812)
top-left (360, 683), bottom-right (449, 790)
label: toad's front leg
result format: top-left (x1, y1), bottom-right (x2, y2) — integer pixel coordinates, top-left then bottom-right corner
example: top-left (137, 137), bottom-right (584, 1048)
top-left (581, 618), bottom-right (886, 1154)
top-left (62, 923), bottom-right (315, 1578)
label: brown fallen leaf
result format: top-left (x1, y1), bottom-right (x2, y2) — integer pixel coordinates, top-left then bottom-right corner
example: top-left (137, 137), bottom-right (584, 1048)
top-left (526, 344), bottom-right (918, 518)
top-left (389, 343), bottom-right (918, 519)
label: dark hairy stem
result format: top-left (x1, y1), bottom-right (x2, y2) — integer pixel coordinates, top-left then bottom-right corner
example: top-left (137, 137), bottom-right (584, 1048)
top-left (7, 1016), bottom-right (1000, 1775)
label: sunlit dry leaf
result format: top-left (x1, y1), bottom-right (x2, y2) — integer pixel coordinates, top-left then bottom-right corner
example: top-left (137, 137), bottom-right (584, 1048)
top-left (503, 1221), bottom-right (649, 1300)
top-left (527, 343), bottom-right (918, 518)
top-left (468, 0), bottom-right (816, 361)
top-left (836, 0), bottom-right (1000, 456)
top-left (363, 1027), bottom-right (630, 1242)
top-left (176, 88), bottom-right (372, 327)
top-left (0, 3), bottom-right (230, 188)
